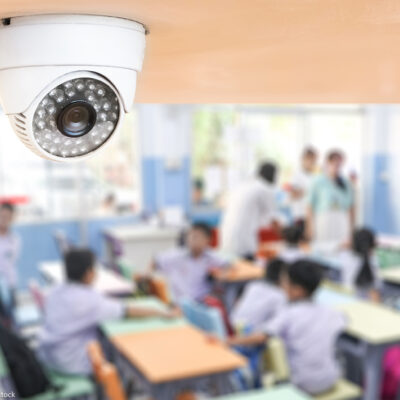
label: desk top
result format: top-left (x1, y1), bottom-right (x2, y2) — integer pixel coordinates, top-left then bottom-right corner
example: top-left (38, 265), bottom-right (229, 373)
top-left (314, 286), bottom-right (356, 307)
top-left (211, 385), bottom-right (311, 400)
top-left (382, 267), bottom-right (400, 284)
top-left (111, 324), bottom-right (246, 383)
top-left (378, 235), bottom-right (400, 250)
top-left (337, 301), bottom-right (400, 344)
top-left (214, 260), bottom-right (264, 283)
top-left (104, 225), bottom-right (180, 241)
top-left (39, 261), bottom-right (135, 296)
top-left (315, 286), bottom-right (400, 344)
top-left (101, 297), bottom-right (187, 336)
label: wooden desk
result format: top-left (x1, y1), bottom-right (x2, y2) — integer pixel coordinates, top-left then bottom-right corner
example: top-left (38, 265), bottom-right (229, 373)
top-left (101, 297), bottom-right (187, 337)
top-left (215, 260), bottom-right (264, 283)
top-left (111, 325), bottom-right (246, 399)
top-left (337, 301), bottom-right (400, 345)
top-left (257, 242), bottom-right (311, 260)
top-left (103, 225), bottom-right (180, 274)
top-left (378, 235), bottom-right (400, 250)
top-left (382, 267), bottom-right (400, 285)
top-left (214, 260), bottom-right (264, 309)
top-left (340, 301), bottom-right (400, 400)
top-left (211, 385), bottom-right (311, 400)
top-left (316, 287), bottom-right (400, 400)
top-left (39, 261), bottom-right (135, 296)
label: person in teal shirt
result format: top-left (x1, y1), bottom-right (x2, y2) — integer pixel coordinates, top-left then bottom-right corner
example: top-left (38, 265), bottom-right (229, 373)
top-left (306, 150), bottom-right (355, 244)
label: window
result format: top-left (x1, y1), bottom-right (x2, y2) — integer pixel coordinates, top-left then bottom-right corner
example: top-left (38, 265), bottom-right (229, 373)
top-left (0, 109), bottom-right (141, 222)
top-left (192, 105), bottom-right (364, 208)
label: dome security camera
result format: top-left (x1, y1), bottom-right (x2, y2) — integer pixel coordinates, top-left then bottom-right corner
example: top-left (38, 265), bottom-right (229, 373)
top-left (0, 14), bottom-right (146, 161)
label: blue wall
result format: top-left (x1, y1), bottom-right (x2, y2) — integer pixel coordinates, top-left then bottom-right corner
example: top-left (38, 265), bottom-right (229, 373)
top-left (363, 153), bottom-right (400, 235)
top-left (15, 215), bottom-right (137, 289)
top-left (141, 156), bottom-right (191, 215)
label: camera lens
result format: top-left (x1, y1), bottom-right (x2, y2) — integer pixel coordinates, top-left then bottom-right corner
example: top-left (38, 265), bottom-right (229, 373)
top-left (33, 77), bottom-right (120, 158)
top-left (57, 101), bottom-right (96, 137)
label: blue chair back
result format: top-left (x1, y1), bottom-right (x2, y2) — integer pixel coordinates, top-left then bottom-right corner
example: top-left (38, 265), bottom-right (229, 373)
top-left (181, 299), bottom-right (226, 339)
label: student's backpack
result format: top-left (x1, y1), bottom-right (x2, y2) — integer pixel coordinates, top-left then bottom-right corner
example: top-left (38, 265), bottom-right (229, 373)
top-left (0, 323), bottom-right (59, 398)
top-left (382, 346), bottom-right (400, 400)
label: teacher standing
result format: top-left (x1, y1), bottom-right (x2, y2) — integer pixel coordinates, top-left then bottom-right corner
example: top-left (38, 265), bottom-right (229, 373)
top-left (221, 162), bottom-right (279, 260)
top-left (306, 150), bottom-right (355, 244)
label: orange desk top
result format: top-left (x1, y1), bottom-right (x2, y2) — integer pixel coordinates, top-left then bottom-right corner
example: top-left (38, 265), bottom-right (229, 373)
top-left (214, 260), bottom-right (264, 283)
top-left (257, 242), bottom-right (311, 259)
top-left (111, 325), bottom-right (246, 383)
top-left (257, 241), bottom-right (285, 259)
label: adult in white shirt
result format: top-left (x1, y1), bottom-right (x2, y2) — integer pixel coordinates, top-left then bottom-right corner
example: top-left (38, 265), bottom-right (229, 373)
top-left (221, 162), bottom-right (279, 259)
top-left (289, 147), bottom-right (318, 233)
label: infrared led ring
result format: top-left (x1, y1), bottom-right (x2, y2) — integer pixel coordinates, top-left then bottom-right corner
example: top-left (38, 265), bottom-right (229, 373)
top-left (33, 77), bottom-right (120, 158)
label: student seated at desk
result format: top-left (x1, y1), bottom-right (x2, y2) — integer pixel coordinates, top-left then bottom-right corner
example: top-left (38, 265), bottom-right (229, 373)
top-left (338, 227), bottom-right (381, 301)
top-left (280, 224), bottom-right (306, 263)
top-left (152, 222), bottom-right (228, 303)
top-left (226, 260), bottom-right (346, 395)
top-left (38, 248), bottom-right (179, 375)
top-left (229, 258), bottom-right (287, 388)
top-left (231, 258), bottom-right (287, 331)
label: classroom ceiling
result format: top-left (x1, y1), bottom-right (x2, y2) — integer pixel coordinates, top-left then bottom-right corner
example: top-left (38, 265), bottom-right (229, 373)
top-left (1, 0), bottom-right (400, 102)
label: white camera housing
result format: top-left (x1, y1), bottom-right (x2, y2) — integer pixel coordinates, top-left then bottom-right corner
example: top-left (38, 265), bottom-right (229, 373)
top-left (0, 14), bottom-right (146, 161)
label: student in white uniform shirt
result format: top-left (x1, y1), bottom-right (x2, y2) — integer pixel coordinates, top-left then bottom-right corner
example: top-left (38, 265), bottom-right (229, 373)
top-left (38, 249), bottom-right (180, 375)
top-left (153, 222), bottom-right (228, 303)
top-left (227, 260), bottom-right (346, 395)
top-left (231, 258), bottom-right (287, 332)
top-left (280, 224), bottom-right (307, 263)
top-left (338, 228), bottom-right (381, 301)
top-left (0, 203), bottom-right (20, 318)
top-left (221, 162), bottom-right (280, 260)
top-left (230, 259), bottom-right (287, 388)
top-left (289, 147), bottom-right (318, 235)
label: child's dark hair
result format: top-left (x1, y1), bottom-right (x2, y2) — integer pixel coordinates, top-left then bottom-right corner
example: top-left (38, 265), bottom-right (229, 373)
top-left (191, 222), bottom-right (212, 238)
top-left (193, 178), bottom-right (204, 190)
top-left (65, 248), bottom-right (95, 283)
top-left (258, 162), bottom-right (277, 184)
top-left (0, 202), bottom-right (15, 213)
top-left (282, 224), bottom-right (303, 246)
top-left (265, 258), bottom-right (286, 285)
top-left (352, 228), bottom-right (376, 288)
top-left (288, 260), bottom-right (323, 296)
top-left (303, 147), bottom-right (317, 159)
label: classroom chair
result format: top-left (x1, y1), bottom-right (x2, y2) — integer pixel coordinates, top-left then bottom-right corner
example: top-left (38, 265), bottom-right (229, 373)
top-left (104, 234), bottom-right (124, 271)
top-left (53, 230), bottom-right (74, 256)
top-left (116, 258), bottom-right (136, 281)
top-left (263, 337), bottom-right (290, 386)
top-left (87, 341), bottom-right (127, 400)
top-left (263, 337), bottom-right (362, 400)
top-left (116, 258), bottom-right (170, 302)
top-left (210, 228), bottom-right (219, 248)
top-left (12, 280), bottom-right (45, 344)
top-left (258, 227), bottom-right (281, 244)
top-left (312, 380), bottom-right (362, 400)
top-left (0, 346), bottom-right (95, 400)
top-left (29, 280), bottom-right (46, 312)
top-left (87, 342), bottom-right (198, 400)
top-left (181, 299), bottom-right (226, 339)
top-left (149, 277), bottom-right (171, 304)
